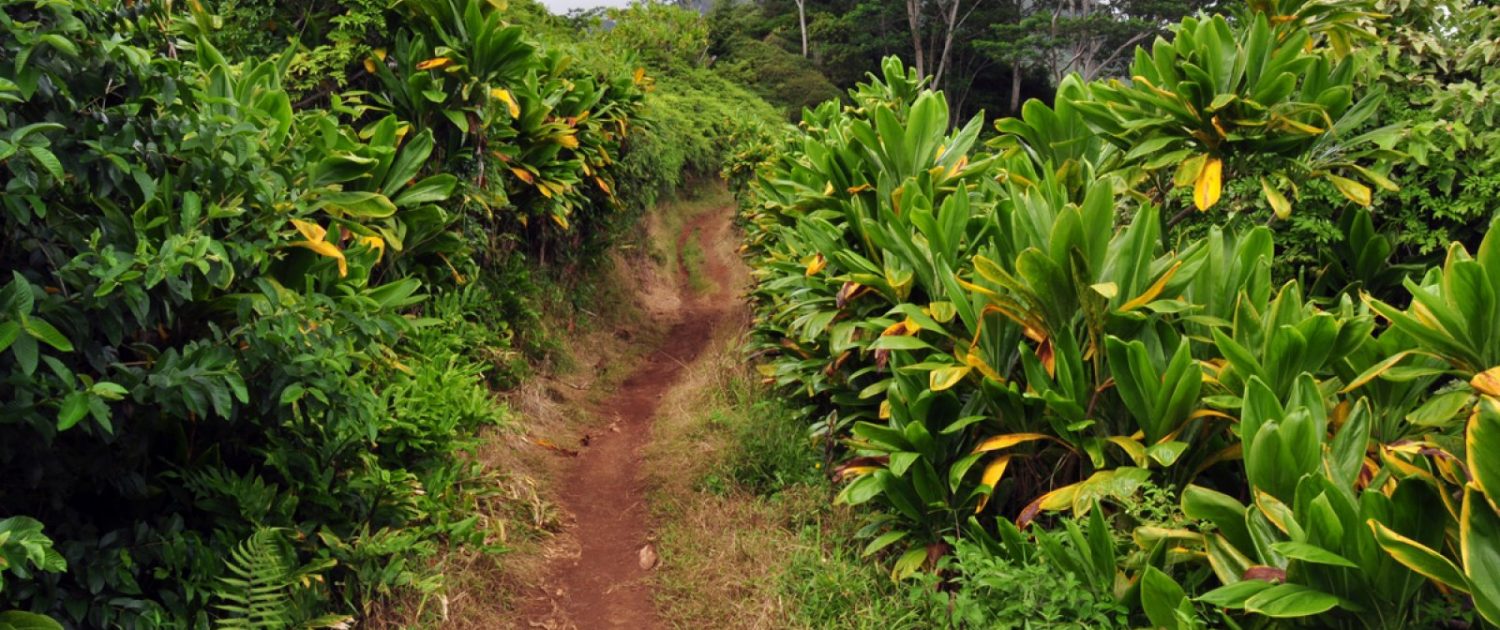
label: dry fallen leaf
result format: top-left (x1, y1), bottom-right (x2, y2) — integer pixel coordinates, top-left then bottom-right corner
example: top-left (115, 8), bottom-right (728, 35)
top-left (532, 437), bottom-right (579, 457)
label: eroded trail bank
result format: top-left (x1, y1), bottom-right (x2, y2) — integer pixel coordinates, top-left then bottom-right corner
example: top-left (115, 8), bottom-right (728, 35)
top-left (519, 194), bottom-right (746, 628)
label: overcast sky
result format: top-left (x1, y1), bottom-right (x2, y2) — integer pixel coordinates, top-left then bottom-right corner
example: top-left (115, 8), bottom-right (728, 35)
top-left (537, 0), bottom-right (633, 12)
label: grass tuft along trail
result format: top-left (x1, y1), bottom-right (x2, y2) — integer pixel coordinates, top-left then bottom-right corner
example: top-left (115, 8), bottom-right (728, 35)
top-left (520, 191), bottom-right (746, 628)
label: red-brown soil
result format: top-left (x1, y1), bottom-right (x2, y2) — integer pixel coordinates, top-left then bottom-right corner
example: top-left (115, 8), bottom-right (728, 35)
top-left (521, 202), bottom-right (740, 628)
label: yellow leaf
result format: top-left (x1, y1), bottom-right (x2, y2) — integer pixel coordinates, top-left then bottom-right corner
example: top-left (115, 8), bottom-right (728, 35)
top-left (847, 183), bottom-right (873, 194)
top-left (1018, 483), bottom-right (1079, 528)
top-left (1119, 261), bottom-right (1182, 312)
top-left (805, 253), bottom-right (827, 276)
top-left (975, 455), bottom-right (1012, 512)
top-left (490, 88), bottom-right (521, 118)
top-left (633, 67), bottom-right (647, 84)
top-left (879, 400), bottom-right (891, 419)
top-left (1211, 115), bottom-right (1229, 139)
top-left (1276, 116), bottom-right (1324, 134)
top-left (1261, 177), bottom-right (1292, 219)
top-left (930, 365), bottom-right (971, 391)
top-left (964, 349), bottom-right (1006, 384)
top-left (973, 433), bottom-right (1053, 454)
top-left (1106, 436), bottom-right (1148, 467)
top-left (1329, 174), bottom-right (1372, 207)
top-left (556, 133), bottom-right (579, 149)
top-left (594, 176), bottom-right (612, 195)
top-left (1253, 490), bottom-right (1298, 534)
top-left (551, 212), bottom-right (570, 230)
top-left (290, 219), bottom-right (327, 242)
top-left (1193, 157), bottom-right (1223, 211)
top-left (510, 167), bottom-right (535, 184)
top-left (292, 239), bottom-right (348, 277)
top-left (1473, 367), bottom-right (1500, 397)
top-left (927, 301), bottom-right (956, 323)
top-left (1188, 408), bottom-right (1236, 421)
top-left (359, 235), bottom-right (385, 263)
top-left (415, 57), bottom-right (451, 71)
top-left (948, 154), bottom-right (970, 179)
top-left (363, 58), bottom-right (379, 74)
top-left (374, 48), bottom-right (387, 61)
top-left (438, 252), bottom-right (466, 284)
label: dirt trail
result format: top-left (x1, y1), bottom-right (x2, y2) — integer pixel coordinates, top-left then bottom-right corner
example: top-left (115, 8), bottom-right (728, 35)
top-left (522, 202), bottom-right (742, 628)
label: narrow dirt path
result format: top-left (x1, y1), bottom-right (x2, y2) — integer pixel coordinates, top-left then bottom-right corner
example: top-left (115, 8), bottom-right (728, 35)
top-left (522, 202), bottom-right (741, 628)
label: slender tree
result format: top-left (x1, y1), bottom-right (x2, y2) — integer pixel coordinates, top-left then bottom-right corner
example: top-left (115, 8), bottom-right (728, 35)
top-left (794, 0), bottom-right (809, 56)
top-left (906, 0), bottom-right (928, 77)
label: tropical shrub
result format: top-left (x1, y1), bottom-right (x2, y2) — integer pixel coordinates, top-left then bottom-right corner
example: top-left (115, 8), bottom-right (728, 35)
top-left (733, 0), bottom-right (1500, 626)
top-left (0, 0), bottom-right (757, 625)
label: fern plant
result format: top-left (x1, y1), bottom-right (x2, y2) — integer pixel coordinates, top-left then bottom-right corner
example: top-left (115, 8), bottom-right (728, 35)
top-left (214, 529), bottom-right (350, 630)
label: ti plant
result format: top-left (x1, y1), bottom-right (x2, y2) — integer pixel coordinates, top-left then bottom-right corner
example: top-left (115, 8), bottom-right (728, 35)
top-left (1071, 11), bottom-right (1400, 217)
top-left (1176, 376), bottom-right (1444, 628)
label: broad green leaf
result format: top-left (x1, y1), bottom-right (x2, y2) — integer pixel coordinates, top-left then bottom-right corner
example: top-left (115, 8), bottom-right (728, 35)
top-left (311, 154), bottom-right (376, 186)
top-left (394, 174), bottom-right (457, 206)
top-left (929, 365), bottom-right (970, 391)
top-left (892, 546), bottom-right (927, 581)
top-left (27, 146), bottom-right (63, 181)
top-left (1368, 519), bottom-right (1469, 591)
top-left (317, 191), bottom-right (397, 218)
top-left (57, 391), bottom-right (89, 431)
top-left (1141, 566), bottom-right (1188, 630)
top-left (1458, 483), bottom-right (1500, 624)
top-left (1261, 177), bottom-right (1291, 219)
top-left (90, 382), bottom-right (128, 401)
top-left (23, 318), bottom-right (72, 352)
top-left (1463, 486), bottom-right (1500, 625)
top-left (1270, 541), bottom-right (1357, 568)
top-left (1243, 583), bottom-right (1340, 618)
top-left (1407, 390), bottom-right (1471, 428)
top-left (0, 611), bottom-right (64, 630)
top-left (1469, 398), bottom-right (1500, 508)
top-left (0, 321), bottom-right (19, 354)
top-left (1197, 579), bottom-right (1273, 608)
top-left (1182, 485), bottom-right (1253, 551)
top-left (862, 531), bottom-right (907, 557)
top-left (1147, 441), bottom-right (1189, 467)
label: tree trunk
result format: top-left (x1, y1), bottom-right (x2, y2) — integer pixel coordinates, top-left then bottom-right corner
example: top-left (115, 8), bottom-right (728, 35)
top-left (796, 0), bottom-right (809, 58)
top-left (906, 0), bottom-right (927, 78)
top-left (932, 0), bottom-right (962, 86)
top-left (1010, 62), bottom-right (1022, 113)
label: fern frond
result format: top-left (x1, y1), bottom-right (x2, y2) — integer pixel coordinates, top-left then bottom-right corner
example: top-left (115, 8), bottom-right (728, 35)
top-left (214, 528), bottom-right (295, 630)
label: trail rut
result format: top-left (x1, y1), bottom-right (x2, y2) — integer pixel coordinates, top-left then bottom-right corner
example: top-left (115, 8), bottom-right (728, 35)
top-left (521, 202), bottom-right (741, 629)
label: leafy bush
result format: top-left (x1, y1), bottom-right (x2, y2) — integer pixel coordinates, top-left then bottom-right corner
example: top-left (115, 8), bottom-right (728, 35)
top-left (910, 537), bottom-right (1130, 628)
top-left (0, 0), bottom-right (751, 625)
top-left (714, 36), bottom-right (844, 118)
top-left (732, 0), bottom-right (1500, 626)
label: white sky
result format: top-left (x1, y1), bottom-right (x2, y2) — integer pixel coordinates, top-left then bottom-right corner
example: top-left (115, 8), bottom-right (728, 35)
top-left (537, 0), bottom-right (633, 12)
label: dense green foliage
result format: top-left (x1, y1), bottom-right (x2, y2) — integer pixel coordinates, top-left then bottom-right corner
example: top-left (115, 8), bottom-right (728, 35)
top-left (8, 0), bottom-right (1500, 626)
top-left (733, 0), bottom-right (1500, 626)
top-left (0, 0), bottom-right (779, 626)
top-left (714, 0), bottom-right (1212, 121)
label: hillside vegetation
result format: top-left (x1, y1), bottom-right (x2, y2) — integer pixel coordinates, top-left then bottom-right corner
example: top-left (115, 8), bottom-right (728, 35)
top-left (731, 0), bottom-right (1500, 627)
top-left (4, 0), bottom-right (1500, 628)
top-left (0, 0), bottom-right (780, 626)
